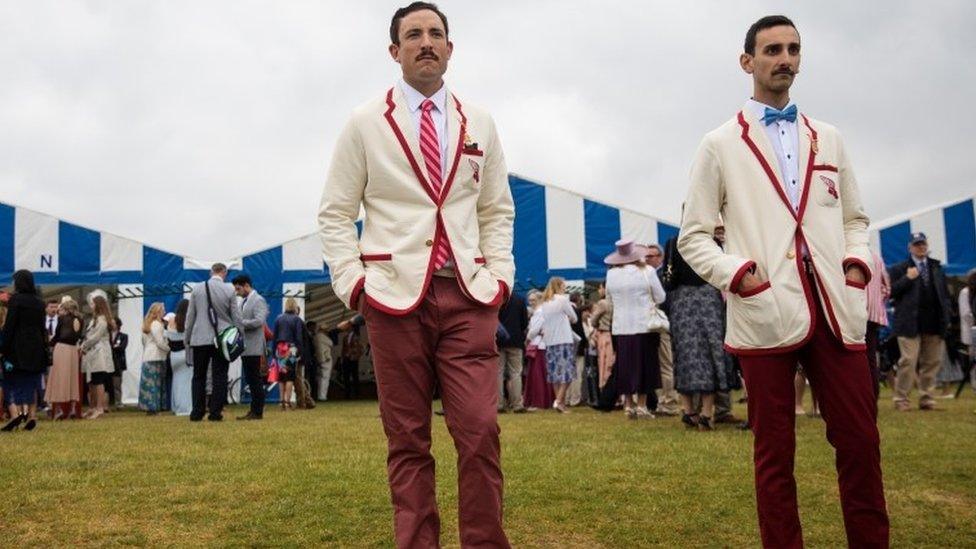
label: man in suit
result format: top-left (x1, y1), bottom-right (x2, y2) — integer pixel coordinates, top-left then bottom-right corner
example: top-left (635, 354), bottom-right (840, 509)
top-left (109, 316), bottom-right (128, 409)
top-left (678, 16), bottom-right (888, 548)
top-left (318, 3), bottom-right (514, 546)
top-left (496, 292), bottom-right (528, 413)
top-left (888, 232), bottom-right (952, 411)
top-left (184, 263), bottom-right (244, 422)
top-left (232, 274), bottom-right (269, 420)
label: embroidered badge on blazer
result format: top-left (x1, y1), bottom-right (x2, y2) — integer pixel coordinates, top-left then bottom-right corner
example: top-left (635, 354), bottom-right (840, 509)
top-left (463, 132), bottom-right (479, 153)
top-left (820, 175), bottom-right (838, 199)
top-left (469, 158), bottom-right (480, 183)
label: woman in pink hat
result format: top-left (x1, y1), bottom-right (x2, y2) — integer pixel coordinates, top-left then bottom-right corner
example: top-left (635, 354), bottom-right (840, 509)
top-left (604, 240), bottom-right (666, 419)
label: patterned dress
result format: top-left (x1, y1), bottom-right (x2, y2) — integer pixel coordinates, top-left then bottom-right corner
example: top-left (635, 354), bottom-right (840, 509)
top-left (545, 343), bottom-right (577, 384)
top-left (670, 284), bottom-right (737, 394)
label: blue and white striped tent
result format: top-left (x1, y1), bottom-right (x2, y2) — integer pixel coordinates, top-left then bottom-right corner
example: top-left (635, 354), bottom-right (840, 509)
top-left (231, 174), bottom-right (680, 300)
top-left (870, 194), bottom-right (976, 276)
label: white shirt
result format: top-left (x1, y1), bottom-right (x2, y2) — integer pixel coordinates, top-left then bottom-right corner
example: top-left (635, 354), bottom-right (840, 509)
top-left (959, 287), bottom-right (973, 346)
top-left (400, 79), bottom-right (449, 180)
top-left (46, 314), bottom-right (59, 337)
top-left (606, 264), bottom-right (666, 336)
top-left (526, 294), bottom-right (578, 346)
top-left (747, 99), bottom-right (800, 211)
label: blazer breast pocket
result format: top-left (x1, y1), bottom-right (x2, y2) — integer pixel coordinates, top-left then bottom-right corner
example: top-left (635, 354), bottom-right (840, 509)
top-left (812, 165), bottom-right (840, 208)
top-left (460, 154), bottom-right (484, 188)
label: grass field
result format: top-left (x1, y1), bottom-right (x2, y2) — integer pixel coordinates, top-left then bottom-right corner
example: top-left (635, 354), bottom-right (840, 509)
top-left (1, 388), bottom-right (974, 548)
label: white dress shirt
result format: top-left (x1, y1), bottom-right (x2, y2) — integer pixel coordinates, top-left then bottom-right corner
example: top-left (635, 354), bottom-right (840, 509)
top-left (46, 314), bottom-right (59, 337)
top-left (400, 79), bottom-right (449, 179)
top-left (606, 264), bottom-right (666, 336)
top-left (526, 294), bottom-right (578, 346)
top-left (747, 99), bottom-right (800, 211)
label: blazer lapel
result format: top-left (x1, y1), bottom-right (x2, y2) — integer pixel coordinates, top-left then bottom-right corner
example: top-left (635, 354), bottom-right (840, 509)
top-left (795, 114), bottom-right (816, 221)
top-left (439, 93), bottom-right (466, 204)
top-left (737, 107), bottom-right (796, 220)
top-left (383, 86), bottom-right (439, 204)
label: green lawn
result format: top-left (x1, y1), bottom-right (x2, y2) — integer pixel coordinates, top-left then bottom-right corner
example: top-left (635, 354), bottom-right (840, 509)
top-left (1, 388), bottom-right (974, 548)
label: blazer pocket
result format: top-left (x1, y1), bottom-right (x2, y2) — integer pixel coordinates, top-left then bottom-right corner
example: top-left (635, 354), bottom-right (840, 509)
top-left (845, 278), bottom-right (866, 290)
top-left (462, 148), bottom-right (484, 157)
top-left (738, 281), bottom-right (772, 298)
top-left (814, 170), bottom-right (840, 208)
top-left (360, 254), bottom-right (392, 262)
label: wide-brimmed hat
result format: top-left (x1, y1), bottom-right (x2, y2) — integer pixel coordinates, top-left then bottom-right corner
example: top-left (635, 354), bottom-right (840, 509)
top-left (604, 239), bottom-right (649, 266)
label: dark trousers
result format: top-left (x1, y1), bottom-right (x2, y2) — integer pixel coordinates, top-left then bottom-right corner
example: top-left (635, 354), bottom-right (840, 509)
top-left (242, 355), bottom-right (265, 416)
top-left (739, 292), bottom-right (889, 549)
top-left (191, 345), bottom-right (229, 419)
top-left (341, 357), bottom-right (360, 399)
top-left (866, 321), bottom-right (881, 399)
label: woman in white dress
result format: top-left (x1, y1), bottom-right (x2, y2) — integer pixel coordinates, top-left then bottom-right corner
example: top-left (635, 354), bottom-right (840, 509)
top-left (167, 299), bottom-right (192, 416)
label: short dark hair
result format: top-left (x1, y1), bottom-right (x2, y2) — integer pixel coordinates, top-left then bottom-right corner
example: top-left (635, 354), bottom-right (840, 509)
top-left (306, 320), bottom-right (317, 331)
top-left (231, 274), bottom-right (252, 287)
top-left (46, 298), bottom-right (59, 305)
top-left (744, 15), bottom-right (797, 55)
top-left (211, 263), bottom-right (228, 275)
top-left (114, 316), bottom-right (122, 328)
top-left (390, 2), bottom-right (448, 46)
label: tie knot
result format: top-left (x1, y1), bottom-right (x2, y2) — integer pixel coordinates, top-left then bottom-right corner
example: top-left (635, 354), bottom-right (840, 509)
top-left (421, 99), bottom-right (435, 113)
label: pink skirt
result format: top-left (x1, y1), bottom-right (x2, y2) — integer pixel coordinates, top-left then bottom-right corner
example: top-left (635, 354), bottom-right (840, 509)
top-left (522, 346), bottom-right (554, 409)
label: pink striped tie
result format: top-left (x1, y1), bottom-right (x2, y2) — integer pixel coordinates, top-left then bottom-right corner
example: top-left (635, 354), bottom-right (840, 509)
top-left (420, 99), bottom-right (451, 270)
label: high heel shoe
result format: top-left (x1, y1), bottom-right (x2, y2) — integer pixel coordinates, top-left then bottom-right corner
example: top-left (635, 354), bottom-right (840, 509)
top-left (681, 413), bottom-right (700, 428)
top-left (697, 415), bottom-right (714, 431)
top-left (2, 414), bottom-right (26, 432)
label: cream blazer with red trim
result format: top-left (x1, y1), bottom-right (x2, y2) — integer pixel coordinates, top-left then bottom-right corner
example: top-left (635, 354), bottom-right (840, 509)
top-left (678, 105), bottom-right (872, 354)
top-left (318, 86), bottom-right (515, 314)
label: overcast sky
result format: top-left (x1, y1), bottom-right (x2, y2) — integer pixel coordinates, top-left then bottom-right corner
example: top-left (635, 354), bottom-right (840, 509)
top-left (2, 1), bottom-right (974, 259)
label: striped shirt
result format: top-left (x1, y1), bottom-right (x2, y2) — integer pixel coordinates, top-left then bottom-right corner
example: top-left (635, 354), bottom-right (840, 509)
top-left (866, 251), bottom-right (890, 326)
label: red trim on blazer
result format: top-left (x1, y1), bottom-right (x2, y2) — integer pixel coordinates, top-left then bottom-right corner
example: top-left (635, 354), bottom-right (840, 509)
top-left (737, 111), bottom-right (797, 221)
top-left (383, 88), bottom-right (440, 205)
top-left (462, 148), bottom-right (484, 157)
top-left (349, 277), bottom-right (366, 311)
top-left (474, 257), bottom-right (487, 264)
top-left (738, 281), bottom-right (771, 298)
top-left (843, 257), bottom-right (873, 284)
top-left (812, 164), bottom-right (838, 172)
top-left (795, 115), bottom-right (818, 223)
top-left (729, 260), bottom-right (757, 294)
top-left (360, 254), bottom-right (392, 261)
top-left (435, 94), bottom-right (467, 207)
top-left (845, 279), bottom-right (867, 290)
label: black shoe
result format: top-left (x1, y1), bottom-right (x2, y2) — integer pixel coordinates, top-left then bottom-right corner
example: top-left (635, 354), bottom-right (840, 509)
top-left (24, 419), bottom-right (37, 431)
top-left (189, 415), bottom-right (204, 422)
top-left (207, 414), bottom-right (223, 422)
top-left (681, 413), bottom-right (699, 428)
top-left (2, 414), bottom-right (26, 432)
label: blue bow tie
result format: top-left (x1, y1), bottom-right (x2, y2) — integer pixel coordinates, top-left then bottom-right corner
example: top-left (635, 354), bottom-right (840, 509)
top-left (762, 104), bottom-right (797, 126)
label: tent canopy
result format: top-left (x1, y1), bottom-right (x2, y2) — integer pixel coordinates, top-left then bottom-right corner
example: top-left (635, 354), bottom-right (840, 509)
top-left (870, 194), bottom-right (976, 276)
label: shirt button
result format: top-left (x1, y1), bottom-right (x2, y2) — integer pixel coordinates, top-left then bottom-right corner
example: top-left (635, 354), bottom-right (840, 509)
top-left (425, 239), bottom-right (434, 247)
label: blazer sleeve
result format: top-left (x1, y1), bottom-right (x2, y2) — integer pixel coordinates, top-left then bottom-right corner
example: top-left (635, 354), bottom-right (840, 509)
top-left (563, 297), bottom-right (578, 324)
top-left (646, 267), bottom-right (666, 305)
top-left (184, 292), bottom-right (197, 346)
top-left (889, 263), bottom-right (913, 299)
top-left (476, 116), bottom-right (516, 295)
top-left (242, 296), bottom-right (269, 330)
top-left (836, 131), bottom-right (873, 282)
top-left (318, 116), bottom-right (369, 308)
top-left (678, 136), bottom-right (756, 294)
top-left (81, 317), bottom-right (109, 353)
top-left (151, 320), bottom-right (170, 353)
top-left (526, 309), bottom-right (543, 341)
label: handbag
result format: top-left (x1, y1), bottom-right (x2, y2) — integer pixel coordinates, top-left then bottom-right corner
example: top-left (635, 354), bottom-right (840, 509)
top-left (204, 280), bottom-right (244, 362)
top-left (639, 267), bottom-right (670, 333)
top-left (659, 238), bottom-right (677, 292)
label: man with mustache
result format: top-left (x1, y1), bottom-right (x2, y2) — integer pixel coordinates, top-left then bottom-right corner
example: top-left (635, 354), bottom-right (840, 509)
top-left (678, 15), bottom-right (889, 548)
top-left (318, 2), bottom-right (514, 547)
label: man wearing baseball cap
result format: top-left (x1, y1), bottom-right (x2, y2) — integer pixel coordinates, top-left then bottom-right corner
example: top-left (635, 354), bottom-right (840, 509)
top-left (887, 232), bottom-right (952, 411)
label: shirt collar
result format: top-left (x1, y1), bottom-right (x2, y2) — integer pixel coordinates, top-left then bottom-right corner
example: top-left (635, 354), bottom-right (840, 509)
top-left (746, 98), bottom-right (797, 123)
top-left (400, 79), bottom-right (447, 115)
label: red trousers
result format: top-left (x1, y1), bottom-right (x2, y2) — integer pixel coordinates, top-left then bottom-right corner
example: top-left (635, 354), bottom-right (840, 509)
top-left (739, 286), bottom-right (889, 549)
top-left (363, 277), bottom-right (511, 549)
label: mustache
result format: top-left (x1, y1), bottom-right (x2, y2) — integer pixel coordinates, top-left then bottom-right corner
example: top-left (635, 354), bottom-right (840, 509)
top-left (416, 50), bottom-right (439, 61)
top-left (774, 67), bottom-right (796, 76)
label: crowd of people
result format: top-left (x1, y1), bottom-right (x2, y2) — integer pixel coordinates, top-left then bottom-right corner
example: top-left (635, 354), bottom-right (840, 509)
top-left (0, 265), bottom-right (368, 430)
top-left (496, 229), bottom-right (976, 428)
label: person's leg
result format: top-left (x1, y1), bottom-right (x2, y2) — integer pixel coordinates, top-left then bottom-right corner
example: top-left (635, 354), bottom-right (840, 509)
top-left (801, 318), bottom-right (890, 548)
top-left (657, 331), bottom-right (679, 413)
top-left (714, 391), bottom-right (733, 420)
top-left (566, 355), bottom-right (584, 406)
top-left (190, 346), bottom-right (210, 419)
top-left (350, 360), bottom-right (360, 398)
top-left (894, 336), bottom-right (921, 407)
top-left (916, 334), bottom-right (945, 408)
top-left (794, 371), bottom-right (807, 414)
top-left (363, 288), bottom-right (441, 549)
top-left (209, 351), bottom-right (230, 419)
top-left (505, 348), bottom-right (524, 410)
top-left (241, 356), bottom-right (262, 416)
top-left (431, 278), bottom-right (510, 549)
top-left (739, 350), bottom-right (803, 549)
top-left (497, 351), bottom-right (507, 410)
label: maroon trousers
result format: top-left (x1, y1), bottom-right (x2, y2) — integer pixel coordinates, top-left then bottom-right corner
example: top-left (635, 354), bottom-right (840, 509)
top-left (739, 286), bottom-right (889, 549)
top-left (363, 277), bottom-right (511, 549)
